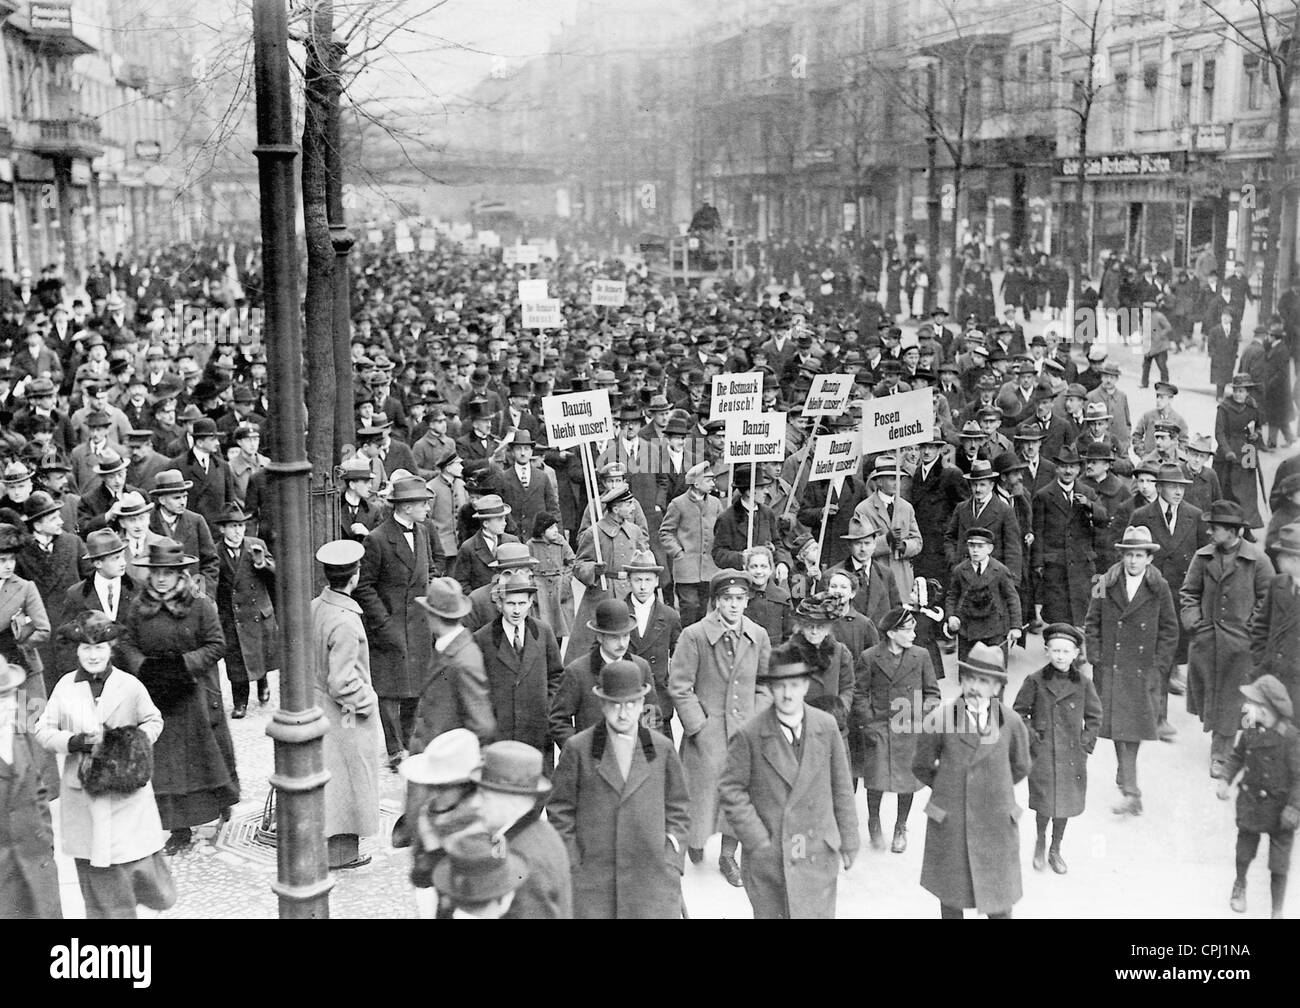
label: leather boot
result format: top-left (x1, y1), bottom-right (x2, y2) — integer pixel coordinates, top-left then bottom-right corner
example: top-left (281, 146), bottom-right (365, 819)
top-left (1033, 836), bottom-right (1047, 871)
top-left (1048, 845), bottom-right (1068, 874)
top-left (868, 817), bottom-right (885, 850)
top-left (1230, 879), bottom-right (1247, 914)
top-left (718, 854), bottom-right (744, 888)
top-left (890, 823), bottom-right (907, 854)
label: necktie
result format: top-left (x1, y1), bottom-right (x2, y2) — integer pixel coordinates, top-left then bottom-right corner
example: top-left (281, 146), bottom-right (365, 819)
top-left (519, 466), bottom-right (529, 488)
top-left (513, 629), bottom-right (523, 655)
top-left (1166, 506), bottom-right (1175, 532)
top-left (105, 582), bottom-right (115, 616)
top-left (886, 500), bottom-right (895, 523)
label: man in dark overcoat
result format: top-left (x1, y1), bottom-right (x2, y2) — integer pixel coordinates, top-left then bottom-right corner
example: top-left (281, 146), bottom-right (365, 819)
top-left (912, 642), bottom-right (1030, 918)
top-left (548, 661), bottom-right (690, 919)
top-left (907, 427), bottom-right (968, 585)
top-left (168, 417), bottom-right (236, 530)
top-left (719, 642), bottom-right (859, 919)
top-left (1032, 446), bottom-right (1108, 627)
top-left (493, 431), bottom-right (558, 541)
top-left (944, 459), bottom-right (1022, 572)
top-left (1250, 522), bottom-right (1300, 718)
top-left (354, 476), bottom-right (435, 768)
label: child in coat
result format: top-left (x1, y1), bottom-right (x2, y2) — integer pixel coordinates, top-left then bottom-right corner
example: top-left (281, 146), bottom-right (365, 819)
top-left (944, 527), bottom-right (1022, 664)
top-left (1215, 675), bottom-right (1300, 918)
top-left (1012, 623), bottom-right (1102, 876)
top-left (528, 513), bottom-right (575, 646)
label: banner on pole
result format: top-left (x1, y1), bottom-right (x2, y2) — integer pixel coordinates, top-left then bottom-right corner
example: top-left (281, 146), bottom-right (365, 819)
top-left (591, 279), bottom-right (627, 307)
top-left (858, 387), bottom-right (934, 455)
top-left (394, 236), bottom-right (415, 254)
top-left (809, 431), bottom-right (861, 483)
top-left (723, 411), bottom-right (786, 464)
top-left (522, 299), bottom-right (562, 329)
top-left (801, 374), bottom-right (854, 417)
top-left (709, 372), bottom-right (763, 420)
top-left (542, 389), bottom-right (613, 449)
top-left (518, 278), bottom-right (549, 302)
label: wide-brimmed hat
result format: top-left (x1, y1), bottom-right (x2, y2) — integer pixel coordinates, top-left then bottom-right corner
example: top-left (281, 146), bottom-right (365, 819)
top-left (83, 529), bottom-right (127, 561)
top-left (488, 542), bottom-right (539, 570)
top-left (431, 832), bottom-right (528, 906)
top-left (1201, 499), bottom-right (1247, 526)
top-left (148, 469), bottom-right (194, 497)
top-left (494, 569), bottom-right (538, 596)
top-left (623, 549), bottom-right (663, 574)
top-left (506, 429), bottom-right (535, 448)
top-left (417, 577), bottom-right (472, 620)
top-left (587, 598), bottom-right (637, 635)
top-left (1053, 446), bottom-right (1084, 466)
top-left (964, 459), bottom-right (998, 482)
top-left (1014, 422), bottom-right (1045, 441)
top-left (137, 537), bottom-right (198, 567)
top-left (57, 610), bottom-right (122, 645)
top-left (794, 592), bottom-right (838, 624)
top-left (1116, 525), bottom-right (1160, 553)
top-left (1153, 462), bottom-right (1191, 485)
top-left (472, 494), bottom-right (511, 519)
top-left (2, 460), bottom-right (34, 484)
top-left (213, 502), bottom-right (255, 524)
top-left (1230, 373), bottom-right (1259, 388)
top-left (109, 490), bottom-right (153, 518)
top-left (958, 641), bottom-right (1008, 681)
top-left (1240, 674), bottom-right (1294, 721)
top-left (839, 516), bottom-right (881, 541)
top-left (1185, 433), bottom-right (1214, 455)
top-left (1082, 402), bottom-right (1110, 422)
top-left (592, 659), bottom-right (651, 702)
top-left (1082, 442), bottom-right (1114, 462)
top-left (399, 727), bottom-right (482, 787)
top-left (758, 641), bottom-right (815, 682)
top-left (478, 741), bottom-right (551, 796)
top-left (21, 491), bottom-right (62, 524)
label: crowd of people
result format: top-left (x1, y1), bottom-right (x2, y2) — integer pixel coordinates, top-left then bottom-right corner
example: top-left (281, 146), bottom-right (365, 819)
top-left (1, 227), bottom-right (1299, 921)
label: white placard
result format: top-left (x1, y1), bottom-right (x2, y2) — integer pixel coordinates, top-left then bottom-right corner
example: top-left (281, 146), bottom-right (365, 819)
top-left (476, 230), bottom-right (500, 249)
top-left (515, 244), bottom-right (540, 264)
top-left (809, 431), bottom-right (861, 483)
top-left (801, 374), bottom-right (854, 417)
top-left (522, 299), bottom-right (562, 329)
top-left (723, 411), bottom-right (787, 464)
top-left (591, 279), bottom-right (627, 307)
top-left (395, 236), bottom-right (415, 254)
top-left (394, 222), bottom-right (410, 239)
top-left (419, 229), bottom-right (437, 251)
top-left (858, 387), bottom-right (934, 455)
top-left (366, 229), bottom-right (383, 245)
top-left (709, 372), bottom-right (763, 420)
top-left (518, 278), bottom-right (549, 302)
top-left (542, 389), bottom-right (613, 449)
top-left (502, 246), bottom-right (519, 266)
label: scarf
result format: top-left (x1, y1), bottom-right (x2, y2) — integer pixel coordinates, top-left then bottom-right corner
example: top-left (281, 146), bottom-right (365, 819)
top-left (132, 578), bottom-right (196, 621)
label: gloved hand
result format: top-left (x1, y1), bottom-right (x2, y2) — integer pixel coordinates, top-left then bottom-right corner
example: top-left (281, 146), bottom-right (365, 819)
top-left (1282, 806), bottom-right (1300, 830)
top-left (591, 562), bottom-right (607, 578)
top-left (68, 732), bottom-right (96, 753)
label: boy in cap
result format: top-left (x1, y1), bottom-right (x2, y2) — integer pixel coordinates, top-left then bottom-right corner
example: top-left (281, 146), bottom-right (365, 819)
top-left (913, 642), bottom-right (1030, 918)
top-left (944, 527), bottom-right (1022, 662)
top-left (719, 641), bottom-right (859, 919)
top-left (1215, 675), bottom-right (1300, 918)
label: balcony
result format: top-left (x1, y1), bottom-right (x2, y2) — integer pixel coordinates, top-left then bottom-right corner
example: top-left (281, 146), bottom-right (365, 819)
top-left (14, 117), bottom-right (104, 159)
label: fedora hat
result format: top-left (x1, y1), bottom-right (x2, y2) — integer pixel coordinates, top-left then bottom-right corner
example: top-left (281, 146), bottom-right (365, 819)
top-left (0, 659), bottom-right (24, 696)
top-left (506, 429), bottom-right (535, 448)
top-left (338, 456), bottom-right (372, 482)
top-left (1186, 433), bottom-right (1215, 455)
top-left (1230, 373), bottom-right (1259, 388)
top-left (959, 420), bottom-right (986, 439)
top-left (431, 832), bottom-right (527, 906)
top-left (213, 501), bottom-right (254, 524)
top-left (399, 728), bottom-right (482, 787)
top-left (1201, 499), bottom-right (1247, 526)
top-left (2, 460), bottom-right (34, 484)
top-left (1240, 674), bottom-right (1294, 721)
top-left (993, 451), bottom-right (1028, 474)
top-left (1082, 402), bottom-right (1111, 422)
top-left (472, 494), bottom-right (511, 520)
top-left (964, 459), bottom-right (998, 482)
top-left (83, 529), bottom-right (127, 561)
top-left (757, 641), bottom-right (814, 682)
top-left (488, 542), bottom-right (539, 570)
top-left (1053, 446), bottom-right (1084, 467)
top-left (665, 415), bottom-right (693, 437)
top-left (26, 377), bottom-right (56, 397)
top-left (1153, 462), bottom-right (1192, 485)
top-left (191, 418), bottom-right (220, 439)
top-left (623, 549), bottom-right (663, 574)
top-left (869, 456), bottom-right (903, 480)
top-left (1014, 422), bottom-right (1045, 441)
top-left (22, 491), bottom-right (62, 524)
top-left (1116, 525), bottom-right (1160, 553)
top-left (494, 569), bottom-right (538, 595)
top-left (108, 490), bottom-right (153, 518)
top-left (478, 741), bottom-right (551, 796)
top-left (95, 450), bottom-right (128, 476)
top-left (148, 469), bottom-right (194, 497)
top-left (592, 659), bottom-right (651, 702)
top-left (587, 598), bottom-right (637, 635)
top-left (389, 476), bottom-right (433, 502)
top-left (417, 577), bottom-right (472, 620)
top-left (0, 523), bottom-right (23, 552)
top-left (137, 537), bottom-right (197, 567)
top-left (57, 610), bottom-right (122, 645)
top-left (85, 409), bottom-right (113, 429)
top-left (1082, 441), bottom-right (1115, 462)
top-left (840, 516), bottom-right (881, 541)
top-left (958, 641), bottom-right (1008, 681)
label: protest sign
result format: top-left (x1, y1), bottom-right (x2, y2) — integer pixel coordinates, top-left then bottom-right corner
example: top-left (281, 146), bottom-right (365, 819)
top-left (542, 389), bottom-right (613, 449)
top-left (522, 299), bottom-right (562, 329)
top-left (514, 244), bottom-right (540, 265)
top-left (418, 229), bottom-right (437, 251)
top-left (801, 374), bottom-right (854, 417)
top-left (394, 235), bottom-right (414, 254)
top-left (366, 229), bottom-right (383, 245)
top-left (518, 278), bottom-right (548, 302)
top-left (808, 431), bottom-right (861, 483)
top-left (723, 411), bottom-right (786, 464)
top-left (591, 279), bottom-right (627, 307)
top-left (858, 387), bottom-right (933, 455)
top-left (709, 372), bottom-right (763, 420)
top-left (476, 230), bottom-right (501, 249)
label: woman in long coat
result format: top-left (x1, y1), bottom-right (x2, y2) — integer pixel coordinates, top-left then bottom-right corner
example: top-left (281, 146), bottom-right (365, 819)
top-left (1214, 376), bottom-right (1264, 528)
top-left (854, 606), bottom-right (939, 850)
top-left (35, 612), bottom-right (175, 919)
top-left (1084, 533), bottom-right (1179, 814)
top-left (1180, 514), bottom-right (1274, 774)
top-left (213, 503), bottom-right (278, 716)
top-left (528, 515), bottom-right (574, 642)
top-left (310, 541), bottom-right (382, 870)
top-left (1206, 308), bottom-right (1238, 397)
top-left (786, 595), bottom-right (854, 750)
top-left (118, 537), bottom-right (238, 853)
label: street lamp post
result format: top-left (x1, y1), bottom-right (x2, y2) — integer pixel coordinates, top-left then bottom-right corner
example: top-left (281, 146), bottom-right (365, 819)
top-left (253, 0), bottom-right (332, 919)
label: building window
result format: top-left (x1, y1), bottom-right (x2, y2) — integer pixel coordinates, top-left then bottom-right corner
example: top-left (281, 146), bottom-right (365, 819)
top-left (1178, 60), bottom-right (1193, 124)
top-left (1244, 53), bottom-right (1262, 110)
top-left (1201, 57), bottom-right (1215, 120)
top-left (1017, 48), bottom-right (1028, 81)
top-left (1040, 43), bottom-right (1053, 78)
top-left (1142, 62), bottom-right (1159, 127)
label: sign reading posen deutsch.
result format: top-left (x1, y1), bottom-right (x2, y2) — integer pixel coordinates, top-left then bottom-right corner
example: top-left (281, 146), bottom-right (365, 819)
top-left (857, 387), bottom-right (934, 455)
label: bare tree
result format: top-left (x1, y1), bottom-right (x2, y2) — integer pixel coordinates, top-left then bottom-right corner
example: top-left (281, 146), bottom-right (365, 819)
top-left (1193, 0), bottom-right (1300, 317)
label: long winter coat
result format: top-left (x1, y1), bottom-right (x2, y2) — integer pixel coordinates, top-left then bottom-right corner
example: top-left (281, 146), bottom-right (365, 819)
top-left (945, 493), bottom-right (1022, 574)
top-left (854, 492), bottom-right (923, 589)
top-left (659, 490), bottom-right (723, 586)
top-left (215, 537), bottom-right (278, 682)
top-left (16, 532), bottom-right (85, 691)
top-left (528, 537), bottom-right (574, 638)
top-left (118, 584), bottom-right (238, 828)
top-left (712, 501), bottom-right (787, 572)
top-left (474, 616), bottom-right (564, 763)
top-left (548, 722), bottom-right (690, 919)
top-left (852, 642), bottom-right (939, 791)
top-left (1250, 573), bottom-right (1300, 718)
top-left (1217, 722), bottom-right (1300, 833)
top-left (668, 610), bottom-right (772, 848)
top-left (1012, 667), bottom-right (1102, 818)
top-left (720, 706), bottom-right (860, 919)
top-left (1084, 564), bottom-right (1179, 742)
top-left (310, 588), bottom-right (382, 839)
top-left (35, 667), bottom-right (165, 868)
top-left (945, 558), bottom-right (1022, 642)
top-left (550, 649), bottom-right (655, 749)
top-left (567, 515), bottom-right (648, 659)
top-left (1033, 481), bottom-right (1108, 626)
top-left (628, 597), bottom-right (682, 722)
top-left (913, 698), bottom-right (1030, 915)
top-left (745, 580), bottom-right (793, 646)
top-left (353, 516), bottom-right (433, 699)
top-left (908, 460), bottom-right (968, 584)
top-left (1181, 540), bottom-right (1274, 736)
top-left (408, 627), bottom-right (496, 751)
top-left (1214, 397), bottom-right (1264, 528)
top-left (0, 729), bottom-right (62, 918)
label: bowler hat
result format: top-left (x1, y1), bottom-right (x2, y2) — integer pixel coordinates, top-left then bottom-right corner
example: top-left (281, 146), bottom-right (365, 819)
top-left (399, 727), bottom-right (482, 787)
top-left (964, 459), bottom-right (998, 482)
top-left (149, 469), bottom-right (194, 497)
top-left (478, 741), bottom-right (551, 796)
top-left (623, 549), bottom-right (663, 574)
top-left (957, 641), bottom-right (1008, 681)
top-left (1201, 499), bottom-right (1247, 526)
top-left (416, 577), bottom-right (472, 620)
top-left (592, 660), bottom-right (651, 702)
top-left (587, 598), bottom-right (637, 635)
top-left (431, 832), bottom-right (528, 905)
top-left (1153, 462), bottom-right (1192, 485)
top-left (83, 529), bottom-right (127, 561)
top-left (1240, 675), bottom-right (1294, 721)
